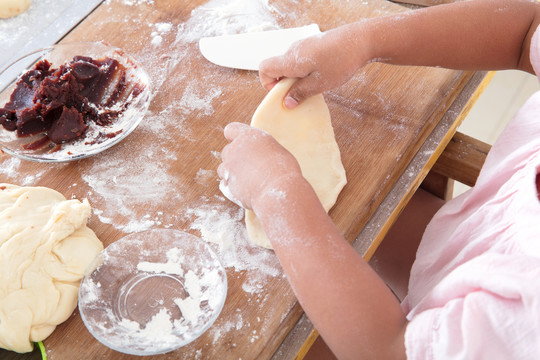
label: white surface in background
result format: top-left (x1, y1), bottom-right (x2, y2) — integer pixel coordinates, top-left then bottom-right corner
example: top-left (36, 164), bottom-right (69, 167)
top-left (0, 0), bottom-right (103, 69)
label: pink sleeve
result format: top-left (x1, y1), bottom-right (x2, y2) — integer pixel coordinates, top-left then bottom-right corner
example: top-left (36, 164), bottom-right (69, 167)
top-left (405, 255), bottom-right (540, 360)
top-left (531, 24), bottom-right (540, 77)
top-left (404, 23), bottom-right (540, 360)
top-left (405, 292), bottom-right (537, 360)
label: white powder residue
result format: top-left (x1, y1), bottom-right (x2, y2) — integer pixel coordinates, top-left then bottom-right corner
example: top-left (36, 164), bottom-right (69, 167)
top-left (0, 157), bottom-right (21, 178)
top-left (141, 104), bottom-right (190, 138)
top-left (155, 22), bottom-right (173, 33)
top-left (0, 157), bottom-right (53, 186)
top-left (137, 261), bottom-right (183, 276)
top-left (177, 0), bottom-right (281, 43)
top-left (137, 247), bottom-right (185, 276)
top-left (267, 188), bottom-right (286, 200)
top-left (21, 170), bottom-right (47, 186)
top-left (174, 271), bottom-right (201, 324)
top-left (121, 0), bottom-right (155, 5)
top-left (133, 245), bottom-right (225, 328)
top-left (241, 276), bottom-right (265, 295)
top-left (117, 308), bottom-right (179, 346)
top-left (185, 196), bottom-right (281, 278)
top-left (151, 22), bottom-right (173, 46)
top-left (175, 295), bottom-right (201, 324)
top-left (209, 312), bottom-right (244, 344)
top-left (119, 317), bottom-right (141, 331)
top-left (81, 147), bottom-right (184, 233)
top-left (151, 35), bottom-right (162, 46)
top-left (179, 83), bottom-right (223, 115)
top-left (143, 308), bottom-right (174, 339)
top-left (195, 169), bottom-right (215, 185)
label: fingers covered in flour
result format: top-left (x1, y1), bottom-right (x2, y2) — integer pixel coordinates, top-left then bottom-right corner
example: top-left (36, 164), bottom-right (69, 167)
top-left (259, 24), bottom-right (367, 109)
top-left (218, 122), bottom-right (303, 211)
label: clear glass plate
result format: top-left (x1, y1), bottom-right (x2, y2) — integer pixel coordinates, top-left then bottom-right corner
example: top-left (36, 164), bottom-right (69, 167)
top-left (78, 229), bottom-right (228, 356)
top-left (0, 42), bottom-right (151, 162)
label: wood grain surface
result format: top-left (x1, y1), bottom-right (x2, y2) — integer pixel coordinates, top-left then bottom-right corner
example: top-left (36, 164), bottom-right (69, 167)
top-left (0, 0), bottom-right (476, 359)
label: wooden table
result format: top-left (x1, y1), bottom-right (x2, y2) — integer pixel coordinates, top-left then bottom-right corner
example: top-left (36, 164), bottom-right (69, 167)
top-left (0, 0), bottom-right (491, 359)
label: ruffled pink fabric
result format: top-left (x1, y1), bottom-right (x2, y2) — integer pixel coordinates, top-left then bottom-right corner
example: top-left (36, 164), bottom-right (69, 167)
top-left (403, 25), bottom-right (540, 359)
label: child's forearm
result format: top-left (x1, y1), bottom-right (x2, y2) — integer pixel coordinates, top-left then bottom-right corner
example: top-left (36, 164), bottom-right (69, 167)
top-left (253, 179), bottom-right (407, 360)
top-left (357, 0), bottom-right (539, 73)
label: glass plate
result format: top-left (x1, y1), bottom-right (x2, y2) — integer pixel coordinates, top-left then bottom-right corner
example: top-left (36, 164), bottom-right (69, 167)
top-left (78, 229), bottom-right (228, 356)
top-left (0, 42), bottom-right (151, 162)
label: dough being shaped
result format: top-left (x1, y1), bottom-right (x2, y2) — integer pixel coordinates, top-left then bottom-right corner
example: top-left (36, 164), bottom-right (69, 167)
top-left (0, 184), bottom-right (103, 353)
top-left (246, 78), bottom-right (347, 249)
top-left (0, 0), bottom-right (31, 18)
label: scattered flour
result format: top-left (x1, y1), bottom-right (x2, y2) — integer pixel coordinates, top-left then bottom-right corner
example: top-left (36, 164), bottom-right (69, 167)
top-left (151, 22), bottom-right (173, 46)
top-left (195, 169), bottom-right (216, 185)
top-left (178, 83), bottom-right (223, 115)
top-left (121, 0), bottom-right (154, 5)
top-left (81, 146), bottom-right (184, 233)
top-left (177, 0), bottom-right (282, 43)
top-left (137, 260), bottom-right (184, 276)
top-left (0, 157), bottom-right (22, 178)
top-left (174, 270), bottom-right (202, 324)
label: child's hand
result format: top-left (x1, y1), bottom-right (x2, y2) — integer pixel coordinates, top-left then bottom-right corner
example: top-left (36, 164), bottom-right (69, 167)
top-left (259, 23), bottom-right (367, 108)
top-left (217, 122), bottom-right (305, 210)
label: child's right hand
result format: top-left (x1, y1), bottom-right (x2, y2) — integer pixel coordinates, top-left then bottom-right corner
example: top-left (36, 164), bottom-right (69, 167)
top-left (217, 122), bottom-right (306, 211)
top-left (258, 23), bottom-right (369, 109)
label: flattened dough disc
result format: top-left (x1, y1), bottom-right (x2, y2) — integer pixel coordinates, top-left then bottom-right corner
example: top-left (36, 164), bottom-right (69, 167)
top-left (246, 78), bottom-right (347, 249)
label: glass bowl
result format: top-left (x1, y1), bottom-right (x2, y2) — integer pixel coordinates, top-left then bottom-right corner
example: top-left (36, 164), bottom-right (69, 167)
top-left (78, 229), bottom-right (227, 356)
top-left (0, 42), bottom-right (151, 162)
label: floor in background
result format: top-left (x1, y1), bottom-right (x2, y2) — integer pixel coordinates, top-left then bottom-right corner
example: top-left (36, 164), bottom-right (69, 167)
top-left (453, 70), bottom-right (538, 197)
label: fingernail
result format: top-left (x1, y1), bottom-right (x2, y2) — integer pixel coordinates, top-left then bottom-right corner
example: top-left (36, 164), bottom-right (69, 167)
top-left (283, 96), bottom-right (298, 109)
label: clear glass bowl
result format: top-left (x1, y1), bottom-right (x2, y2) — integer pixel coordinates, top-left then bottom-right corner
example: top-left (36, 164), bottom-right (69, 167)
top-left (78, 229), bottom-right (228, 356)
top-left (0, 42), bottom-right (151, 162)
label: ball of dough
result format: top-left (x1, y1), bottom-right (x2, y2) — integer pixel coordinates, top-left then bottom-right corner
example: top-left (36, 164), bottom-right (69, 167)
top-left (0, 184), bottom-right (103, 353)
top-left (0, 0), bottom-right (31, 19)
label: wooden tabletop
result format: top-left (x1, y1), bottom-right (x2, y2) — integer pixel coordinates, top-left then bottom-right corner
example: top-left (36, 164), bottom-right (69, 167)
top-left (0, 0), bottom-right (490, 359)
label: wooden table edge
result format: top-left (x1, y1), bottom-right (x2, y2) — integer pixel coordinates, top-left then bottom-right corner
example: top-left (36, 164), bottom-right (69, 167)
top-left (270, 70), bottom-right (494, 360)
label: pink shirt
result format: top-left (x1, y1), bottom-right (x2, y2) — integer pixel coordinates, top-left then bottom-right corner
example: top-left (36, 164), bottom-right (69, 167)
top-left (403, 26), bottom-right (540, 359)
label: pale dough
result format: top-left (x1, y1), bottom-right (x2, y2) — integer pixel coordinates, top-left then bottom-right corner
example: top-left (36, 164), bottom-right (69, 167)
top-left (246, 78), bottom-right (347, 249)
top-left (0, 0), bottom-right (31, 18)
top-left (0, 184), bottom-right (103, 353)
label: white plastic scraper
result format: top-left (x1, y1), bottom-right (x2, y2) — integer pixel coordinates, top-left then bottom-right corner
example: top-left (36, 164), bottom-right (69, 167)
top-left (198, 24), bottom-right (321, 71)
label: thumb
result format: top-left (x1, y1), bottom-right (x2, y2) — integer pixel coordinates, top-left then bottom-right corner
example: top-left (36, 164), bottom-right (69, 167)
top-left (283, 75), bottom-right (322, 109)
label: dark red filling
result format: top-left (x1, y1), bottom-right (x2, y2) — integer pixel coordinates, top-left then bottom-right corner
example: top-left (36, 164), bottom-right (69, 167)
top-left (0, 56), bottom-right (127, 145)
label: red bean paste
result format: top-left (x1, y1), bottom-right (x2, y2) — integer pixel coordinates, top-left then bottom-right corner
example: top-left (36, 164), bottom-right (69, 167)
top-left (0, 56), bottom-right (128, 146)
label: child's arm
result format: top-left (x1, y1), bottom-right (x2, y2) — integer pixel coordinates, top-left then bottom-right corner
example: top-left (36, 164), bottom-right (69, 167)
top-left (218, 123), bottom-right (407, 360)
top-left (260, 0), bottom-right (540, 108)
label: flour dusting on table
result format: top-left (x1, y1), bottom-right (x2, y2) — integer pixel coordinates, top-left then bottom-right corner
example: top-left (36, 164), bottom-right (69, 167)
top-left (1, 1), bottom-right (297, 357)
top-left (81, 144), bottom-right (184, 233)
top-left (178, 0), bottom-right (281, 43)
top-left (185, 195), bottom-right (281, 277)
